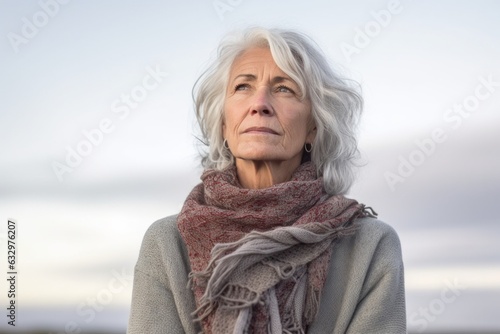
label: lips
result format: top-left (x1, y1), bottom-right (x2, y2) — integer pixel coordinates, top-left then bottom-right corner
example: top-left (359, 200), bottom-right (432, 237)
top-left (243, 127), bottom-right (279, 135)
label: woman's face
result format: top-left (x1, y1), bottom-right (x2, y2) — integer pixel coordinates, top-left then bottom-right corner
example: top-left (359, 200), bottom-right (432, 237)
top-left (223, 47), bottom-right (316, 165)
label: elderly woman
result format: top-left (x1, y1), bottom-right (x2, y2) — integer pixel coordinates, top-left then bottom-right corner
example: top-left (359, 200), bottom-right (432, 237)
top-left (127, 27), bottom-right (406, 334)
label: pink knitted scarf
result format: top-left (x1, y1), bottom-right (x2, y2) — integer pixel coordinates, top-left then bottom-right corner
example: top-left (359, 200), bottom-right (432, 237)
top-left (178, 162), bottom-right (373, 333)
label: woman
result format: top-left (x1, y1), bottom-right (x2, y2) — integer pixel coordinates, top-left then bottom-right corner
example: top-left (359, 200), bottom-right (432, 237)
top-left (127, 27), bottom-right (406, 334)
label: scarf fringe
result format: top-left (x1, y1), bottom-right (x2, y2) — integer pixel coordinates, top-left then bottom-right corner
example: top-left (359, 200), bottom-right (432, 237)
top-left (362, 205), bottom-right (378, 218)
top-left (193, 283), bottom-right (261, 321)
top-left (262, 258), bottom-right (296, 280)
top-left (305, 285), bottom-right (320, 324)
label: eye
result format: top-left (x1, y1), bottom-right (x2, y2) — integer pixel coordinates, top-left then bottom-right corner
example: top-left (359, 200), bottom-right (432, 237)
top-left (234, 83), bottom-right (249, 91)
top-left (276, 85), bottom-right (294, 94)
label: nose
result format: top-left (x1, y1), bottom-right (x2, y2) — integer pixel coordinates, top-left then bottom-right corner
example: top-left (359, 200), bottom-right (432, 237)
top-left (250, 87), bottom-right (274, 116)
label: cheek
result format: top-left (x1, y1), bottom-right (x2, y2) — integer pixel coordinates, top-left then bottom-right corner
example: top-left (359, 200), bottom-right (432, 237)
top-left (224, 100), bottom-right (246, 130)
top-left (223, 112), bottom-right (235, 135)
top-left (283, 113), bottom-right (312, 139)
top-left (281, 101), bottom-right (312, 135)
top-left (222, 102), bottom-right (231, 136)
top-left (222, 107), bottom-right (239, 139)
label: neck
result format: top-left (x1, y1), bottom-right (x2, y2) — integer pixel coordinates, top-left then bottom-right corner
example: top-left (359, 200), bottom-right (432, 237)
top-left (235, 158), bottom-right (302, 189)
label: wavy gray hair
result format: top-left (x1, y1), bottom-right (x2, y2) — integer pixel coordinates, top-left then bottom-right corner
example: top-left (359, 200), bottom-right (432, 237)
top-left (193, 27), bottom-right (363, 195)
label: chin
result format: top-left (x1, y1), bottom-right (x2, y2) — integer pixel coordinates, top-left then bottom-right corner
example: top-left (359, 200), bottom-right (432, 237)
top-left (235, 150), bottom-right (299, 163)
top-left (232, 144), bottom-right (302, 162)
top-left (237, 153), bottom-right (279, 161)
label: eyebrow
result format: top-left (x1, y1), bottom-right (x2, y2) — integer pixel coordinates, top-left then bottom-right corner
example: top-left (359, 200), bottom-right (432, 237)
top-left (231, 74), bottom-right (295, 85)
top-left (232, 74), bottom-right (256, 82)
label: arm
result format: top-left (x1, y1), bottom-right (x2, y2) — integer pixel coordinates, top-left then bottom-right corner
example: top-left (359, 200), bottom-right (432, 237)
top-left (309, 218), bottom-right (406, 334)
top-left (127, 216), bottom-right (199, 334)
top-left (346, 221), bottom-right (406, 334)
top-left (127, 269), bottom-right (185, 334)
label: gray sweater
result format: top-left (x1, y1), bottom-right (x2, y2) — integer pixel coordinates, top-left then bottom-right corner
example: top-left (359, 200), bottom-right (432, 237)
top-left (127, 215), bottom-right (406, 333)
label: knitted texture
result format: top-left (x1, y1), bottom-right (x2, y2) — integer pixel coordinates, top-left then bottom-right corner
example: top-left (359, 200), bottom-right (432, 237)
top-left (177, 162), bottom-right (373, 333)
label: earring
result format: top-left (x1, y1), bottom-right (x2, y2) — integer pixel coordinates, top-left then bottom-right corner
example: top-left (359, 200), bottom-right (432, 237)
top-left (304, 143), bottom-right (312, 153)
top-left (223, 139), bottom-right (229, 149)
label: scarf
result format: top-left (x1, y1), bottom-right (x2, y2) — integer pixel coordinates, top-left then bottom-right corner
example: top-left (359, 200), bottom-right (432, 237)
top-left (177, 162), bottom-right (374, 333)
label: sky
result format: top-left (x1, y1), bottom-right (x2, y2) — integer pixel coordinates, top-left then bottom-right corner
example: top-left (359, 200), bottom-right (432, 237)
top-left (1, 0), bottom-right (499, 333)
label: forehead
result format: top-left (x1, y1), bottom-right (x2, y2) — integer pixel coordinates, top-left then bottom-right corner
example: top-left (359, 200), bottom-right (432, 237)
top-left (229, 47), bottom-right (287, 77)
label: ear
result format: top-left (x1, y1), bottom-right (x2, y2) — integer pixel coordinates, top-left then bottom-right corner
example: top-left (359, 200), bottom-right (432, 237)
top-left (306, 125), bottom-right (317, 144)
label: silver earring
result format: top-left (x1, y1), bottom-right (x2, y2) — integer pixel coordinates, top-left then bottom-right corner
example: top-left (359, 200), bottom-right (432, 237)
top-left (223, 139), bottom-right (229, 149)
top-left (304, 143), bottom-right (312, 153)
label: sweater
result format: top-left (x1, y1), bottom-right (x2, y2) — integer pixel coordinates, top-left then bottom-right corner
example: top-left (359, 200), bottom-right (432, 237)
top-left (127, 215), bottom-right (406, 334)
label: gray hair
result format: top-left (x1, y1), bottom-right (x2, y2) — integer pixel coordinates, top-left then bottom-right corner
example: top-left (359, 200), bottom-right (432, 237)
top-left (193, 27), bottom-right (363, 195)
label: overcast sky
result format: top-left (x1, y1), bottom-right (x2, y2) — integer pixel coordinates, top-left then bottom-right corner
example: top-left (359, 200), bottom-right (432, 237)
top-left (1, 1), bottom-right (499, 332)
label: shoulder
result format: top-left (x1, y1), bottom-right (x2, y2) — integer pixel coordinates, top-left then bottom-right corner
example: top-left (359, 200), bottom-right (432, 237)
top-left (355, 216), bottom-right (399, 235)
top-left (142, 214), bottom-right (180, 242)
top-left (354, 217), bottom-right (402, 251)
top-left (355, 217), bottom-right (401, 252)
top-left (139, 214), bottom-right (185, 255)
top-left (331, 217), bottom-right (403, 276)
top-left (136, 215), bottom-right (190, 278)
